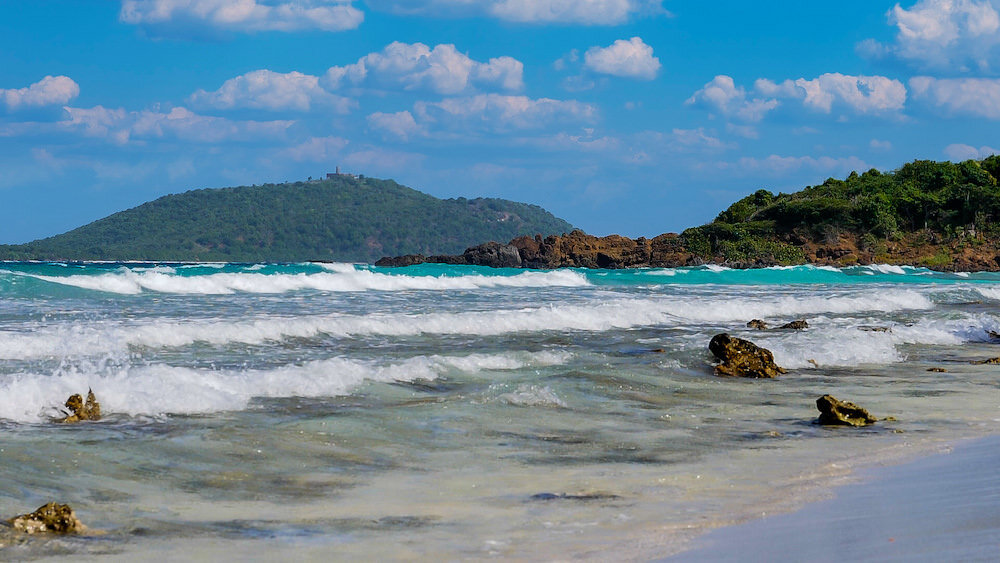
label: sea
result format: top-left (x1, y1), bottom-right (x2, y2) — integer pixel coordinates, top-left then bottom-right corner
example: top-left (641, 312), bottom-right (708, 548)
top-left (1, 261), bottom-right (999, 559)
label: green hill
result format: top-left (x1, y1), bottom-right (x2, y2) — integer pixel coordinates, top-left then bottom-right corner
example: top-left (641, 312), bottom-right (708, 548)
top-left (676, 156), bottom-right (1000, 268)
top-left (0, 176), bottom-right (575, 262)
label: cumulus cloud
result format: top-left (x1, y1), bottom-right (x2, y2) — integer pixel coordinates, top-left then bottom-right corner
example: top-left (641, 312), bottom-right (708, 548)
top-left (367, 110), bottom-right (423, 141)
top-left (60, 105), bottom-right (293, 144)
top-left (685, 75), bottom-right (780, 122)
top-left (944, 143), bottom-right (1000, 160)
top-left (323, 42), bottom-right (523, 94)
top-left (910, 76), bottom-right (1000, 118)
top-left (757, 73), bottom-right (907, 114)
top-left (189, 69), bottom-right (354, 112)
top-left (413, 94), bottom-right (597, 133)
top-left (689, 73), bottom-right (906, 123)
top-left (860, 0), bottom-right (1000, 72)
top-left (119, 0), bottom-right (364, 34)
top-left (366, 0), bottom-right (665, 25)
top-left (583, 37), bottom-right (660, 80)
top-left (1, 76), bottom-right (80, 110)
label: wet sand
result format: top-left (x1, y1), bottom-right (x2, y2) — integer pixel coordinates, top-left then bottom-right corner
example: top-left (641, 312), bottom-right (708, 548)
top-left (668, 435), bottom-right (1000, 562)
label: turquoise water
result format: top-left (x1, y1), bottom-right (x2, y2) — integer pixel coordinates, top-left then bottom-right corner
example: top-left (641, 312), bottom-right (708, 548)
top-left (1, 262), bottom-right (999, 559)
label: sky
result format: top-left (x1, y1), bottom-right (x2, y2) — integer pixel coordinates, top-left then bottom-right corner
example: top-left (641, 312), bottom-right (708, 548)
top-left (2, 0), bottom-right (999, 243)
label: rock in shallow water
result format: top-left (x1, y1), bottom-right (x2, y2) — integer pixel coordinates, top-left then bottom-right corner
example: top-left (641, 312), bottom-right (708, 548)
top-left (59, 389), bottom-right (101, 423)
top-left (778, 319), bottom-right (808, 330)
top-left (746, 319), bottom-right (768, 330)
top-left (816, 394), bottom-right (878, 427)
top-left (9, 503), bottom-right (85, 534)
top-left (708, 333), bottom-right (787, 378)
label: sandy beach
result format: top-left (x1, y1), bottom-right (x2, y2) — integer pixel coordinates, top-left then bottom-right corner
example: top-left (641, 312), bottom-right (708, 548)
top-left (669, 435), bottom-right (1000, 562)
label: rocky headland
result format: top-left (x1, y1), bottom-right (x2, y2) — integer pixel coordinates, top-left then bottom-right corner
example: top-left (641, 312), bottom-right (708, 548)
top-left (377, 158), bottom-right (1000, 271)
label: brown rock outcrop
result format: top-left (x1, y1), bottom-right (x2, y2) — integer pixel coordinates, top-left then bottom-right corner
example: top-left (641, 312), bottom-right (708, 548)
top-left (708, 333), bottom-right (786, 378)
top-left (816, 394), bottom-right (878, 427)
top-left (9, 502), bottom-right (85, 534)
top-left (747, 319), bottom-right (768, 330)
top-left (59, 389), bottom-right (101, 423)
top-left (778, 320), bottom-right (809, 330)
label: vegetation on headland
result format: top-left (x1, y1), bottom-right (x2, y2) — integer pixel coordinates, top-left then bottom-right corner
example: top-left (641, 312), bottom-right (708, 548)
top-left (679, 156), bottom-right (1000, 268)
top-left (0, 176), bottom-right (574, 262)
top-left (381, 157), bottom-right (1000, 271)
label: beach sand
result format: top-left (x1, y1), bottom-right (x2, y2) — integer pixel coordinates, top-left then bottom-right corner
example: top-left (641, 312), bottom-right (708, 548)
top-left (668, 435), bottom-right (1000, 562)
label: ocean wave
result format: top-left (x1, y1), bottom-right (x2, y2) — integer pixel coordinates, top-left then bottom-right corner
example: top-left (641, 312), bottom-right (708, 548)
top-left (17, 267), bottom-right (590, 295)
top-left (0, 350), bottom-right (572, 423)
top-left (0, 289), bottom-right (936, 360)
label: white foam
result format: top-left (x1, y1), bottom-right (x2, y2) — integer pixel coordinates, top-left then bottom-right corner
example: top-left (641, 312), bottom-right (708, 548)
top-left (20, 267), bottom-right (590, 295)
top-left (0, 350), bottom-right (572, 423)
top-left (0, 290), bottom-right (937, 360)
top-left (494, 384), bottom-right (568, 408)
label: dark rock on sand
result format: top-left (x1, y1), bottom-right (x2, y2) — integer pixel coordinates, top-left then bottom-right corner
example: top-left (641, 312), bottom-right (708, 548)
top-left (708, 333), bottom-right (787, 378)
top-left (778, 319), bottom-right (808, 330)
top-left (747, 319), bottom-right (769, 330)
top-left (59, 389), bottom-right (101, 423)
top-left (9, 502), bottom-right (85, 534)
top-left (816, 394), bottom-right (878, 427)
top-left (374, 254), bottom-right (426, 267)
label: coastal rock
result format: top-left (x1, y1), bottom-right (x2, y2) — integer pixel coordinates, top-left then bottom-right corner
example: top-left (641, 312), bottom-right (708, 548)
top-left (708, 333), bottom-right (787, 378)
top-left (9, 502), bottom-right (85, 534)
top-left (463, 242), bottom-right (523, 268)
top-left (778, 320), bottom-right (808, 330)
top-left (374, 254), bottom-right (426, 267)
top-left (816, 394), bottom-right (877, 427)
top-left (858, 326), bottom-right (891, 333)
top-left (59, 389), bottom-right (101, 423)
top-left (927, 367), bottom-right (948, 372)
top-left (971, 357), bottom-right (1000, 365)
top-left (747, 319), bottom-right (768, 330)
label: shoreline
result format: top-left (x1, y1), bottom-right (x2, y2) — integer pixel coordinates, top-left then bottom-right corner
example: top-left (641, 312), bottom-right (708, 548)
top-left (664, 434), bottom-right (1000, 561)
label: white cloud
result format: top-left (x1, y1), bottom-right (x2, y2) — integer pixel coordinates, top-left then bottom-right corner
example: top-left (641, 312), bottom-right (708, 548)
top-left (1, 76), bottom-right (80, 110)
top-left (189, 69), bottom-right (354, 112)
top-left (119, 0), bottom-right (364, 33)
top-left (686, 75), bottom-right (779, 122)
top-left (944, 143), bottom-right (1000, 160)
top-left (910, 76), bottom-right (1000, 118)
top-left (367, 110), bottom-right (423, 141)
top-left (689, 73), bottom-right (906, 123)
top-left (366, 0), bottom-right (665, 25)
top-left (323, 42), bottom-right (523, 94)
top-left (862, 0), bottom-right (1000, 71)
top-left (583, 37), bottom-right (660, 80)
top-left (757, 74), bottom-right (907, 114)
top-left (870, 139), bottom-right (893, 150)
top-left (413, 94), bottom-right (597, 132)
top-left (60, 105), bottom-right (293, 144)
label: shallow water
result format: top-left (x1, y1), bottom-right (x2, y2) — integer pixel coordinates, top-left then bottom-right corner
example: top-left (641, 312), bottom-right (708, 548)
top-left (1, 262), bottom-right (999, 559)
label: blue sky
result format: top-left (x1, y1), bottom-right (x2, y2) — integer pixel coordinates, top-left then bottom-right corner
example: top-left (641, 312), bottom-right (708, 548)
top-left (2, 0), bottom-right (999, 243)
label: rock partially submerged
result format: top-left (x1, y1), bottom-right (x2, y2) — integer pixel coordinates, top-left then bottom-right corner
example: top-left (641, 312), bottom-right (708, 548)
top-left (59, 389), bottom-right (101, 423)
top-left (708, 333), bottom-right (787, 378)
top-left (747, 319), bottom-right (768, 330)
top-left (971, 357), bottom-right (1000, 365)
top-left (778, 319), bottom-right (808, 330)
top-left (9, 502), bottom-right (85, 534)
top-left (816, 394), bottom-right (878, 427)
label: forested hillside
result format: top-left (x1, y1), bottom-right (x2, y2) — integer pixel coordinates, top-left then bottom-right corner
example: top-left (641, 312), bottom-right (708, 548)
top-left (0, 176), bottom-right (574, 262)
